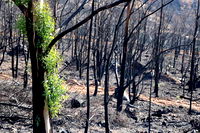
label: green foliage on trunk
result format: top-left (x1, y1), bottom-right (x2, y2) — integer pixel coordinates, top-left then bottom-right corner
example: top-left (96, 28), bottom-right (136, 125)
top-left (43, 47), bottom-right (67, 117)
top-left (16, 15), bottom-right (26, 34)
top-left (16, 2), bottom-right (67, 118)
top-left (15, 0), bottom-right (29, 7)
top-left (33, 2), bottom-right (55, 49)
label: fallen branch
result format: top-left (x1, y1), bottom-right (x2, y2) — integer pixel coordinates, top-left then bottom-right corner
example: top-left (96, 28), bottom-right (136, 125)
top-left (0, 102), bottom-right (32, 111)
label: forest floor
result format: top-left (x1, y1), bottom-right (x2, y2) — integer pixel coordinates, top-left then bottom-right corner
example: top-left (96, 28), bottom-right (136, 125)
top-left (0, 52), bottom-right (200, 133)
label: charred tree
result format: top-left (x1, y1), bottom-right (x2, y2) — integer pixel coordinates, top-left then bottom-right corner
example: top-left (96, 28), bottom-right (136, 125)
top-left (117, 1), bottom-right (132, 112)
top-left (188, 0), bottom-right (200, 114)
top-left (85, 0), bottom-right (94, 132)
top-left (153, 0), bottom-right (164, 97)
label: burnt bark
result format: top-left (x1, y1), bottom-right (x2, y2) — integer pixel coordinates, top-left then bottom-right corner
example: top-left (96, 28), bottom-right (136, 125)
top-left (117, 1), bottom-right (131, 112)
top-left (153, 0), bottom-right (163, 97)
top-left (85, 0), bottom-right (94, 132)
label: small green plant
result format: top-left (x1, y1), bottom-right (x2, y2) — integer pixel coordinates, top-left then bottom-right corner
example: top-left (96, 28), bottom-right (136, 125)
top-left (16, 15), bottom-right (26, 34)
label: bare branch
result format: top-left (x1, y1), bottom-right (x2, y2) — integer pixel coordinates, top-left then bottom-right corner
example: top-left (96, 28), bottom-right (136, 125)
top-left (45, 0), bottom-right (131, 55)
top-left (61, 0), bottom-right (88, 28)
top-left (123, 43), bottom-right (192, 90)
top-left (12, 0), bottom-right (28, 17)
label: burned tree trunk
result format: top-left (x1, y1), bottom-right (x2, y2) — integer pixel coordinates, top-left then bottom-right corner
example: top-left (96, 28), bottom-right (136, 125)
top-left (117, 2), bottom-right (131, 112)
top-left (153, 0), bottom-right (164, 97)
top-left (85, 0), bottom-right (94, 132)
top-left (188, 0), bottom-right (199, 114)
